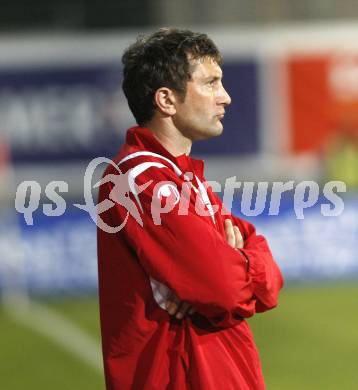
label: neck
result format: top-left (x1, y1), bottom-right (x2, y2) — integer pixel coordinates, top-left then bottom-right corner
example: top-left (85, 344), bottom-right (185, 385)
top-left (144, 117), bottom-right (192, 157)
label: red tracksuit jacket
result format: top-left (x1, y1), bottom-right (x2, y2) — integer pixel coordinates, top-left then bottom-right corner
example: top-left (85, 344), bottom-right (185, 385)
top-left (97, 126), bottom-right (284, 389)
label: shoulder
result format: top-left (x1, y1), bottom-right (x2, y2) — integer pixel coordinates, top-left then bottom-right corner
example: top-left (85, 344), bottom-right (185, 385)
top-left (98, 150), bottom-right (184, 206)
top-left (104, 149), bottom-right (182, 182)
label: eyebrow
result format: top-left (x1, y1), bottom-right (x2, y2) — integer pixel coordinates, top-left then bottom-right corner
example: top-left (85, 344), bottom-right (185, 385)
top-left (204, 75), bottom-right (222, 82)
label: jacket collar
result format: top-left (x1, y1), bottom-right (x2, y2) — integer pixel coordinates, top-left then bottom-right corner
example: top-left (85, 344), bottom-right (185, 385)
top-left (126, 126), bottom-right (204, 179)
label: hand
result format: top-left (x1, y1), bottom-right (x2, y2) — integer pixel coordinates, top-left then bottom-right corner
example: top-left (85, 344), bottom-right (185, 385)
top-left (165, 291), bottom-right (196, 320)
top-left (224, 219), bottom-right (244, 249)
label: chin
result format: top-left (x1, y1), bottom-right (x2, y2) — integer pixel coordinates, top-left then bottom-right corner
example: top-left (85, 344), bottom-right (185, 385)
top-left (190, 123), bottom-right (224, 141)
top-left (195, 129), bottom-right (222, 141)
top-left (206, 126), bottom-right (223, 138)
top-left (211, 125), bottom-right (224, 137)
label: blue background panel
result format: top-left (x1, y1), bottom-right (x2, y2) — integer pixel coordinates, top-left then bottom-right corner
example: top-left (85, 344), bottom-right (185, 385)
top-left (192, 60), bottom-right (260, 156)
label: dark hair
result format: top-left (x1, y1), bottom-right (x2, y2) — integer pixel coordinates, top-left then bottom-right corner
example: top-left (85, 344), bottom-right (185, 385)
top-left (122, 27), bottom-right (222, 125)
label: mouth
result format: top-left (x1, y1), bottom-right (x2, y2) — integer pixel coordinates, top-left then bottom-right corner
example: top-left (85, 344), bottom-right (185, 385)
top-left (216, 113), bottom-right (225, 119)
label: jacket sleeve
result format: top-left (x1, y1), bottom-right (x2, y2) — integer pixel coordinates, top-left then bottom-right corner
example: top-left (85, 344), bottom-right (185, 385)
top-left (230, 215), bottom-right (284, 313)
top-left (101, 164), bottom-right (281, 327)
top-left (209, 190), bottom-right (284, 313)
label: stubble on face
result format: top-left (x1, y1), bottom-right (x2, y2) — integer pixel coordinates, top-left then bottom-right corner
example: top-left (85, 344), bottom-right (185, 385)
top-left (173, 57), bottom-right (231, 142)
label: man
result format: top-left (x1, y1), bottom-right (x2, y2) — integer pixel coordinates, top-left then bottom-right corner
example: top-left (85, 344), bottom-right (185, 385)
top-left (97, 28), bottom-right (284, 389)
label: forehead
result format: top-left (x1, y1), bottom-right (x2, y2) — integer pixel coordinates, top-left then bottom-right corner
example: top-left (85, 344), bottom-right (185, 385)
top-left (190, 57), bottom-right (223, 79)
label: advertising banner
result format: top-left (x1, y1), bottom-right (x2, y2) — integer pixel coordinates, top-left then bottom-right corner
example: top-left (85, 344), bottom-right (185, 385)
top-left (0, 59), bottom-right (260, 163)
top-left (287, 53), bottom-right (358, 154)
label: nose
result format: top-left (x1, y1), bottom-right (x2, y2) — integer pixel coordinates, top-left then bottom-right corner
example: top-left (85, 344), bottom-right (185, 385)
top-left (218, 84), bottom-right (231, 106)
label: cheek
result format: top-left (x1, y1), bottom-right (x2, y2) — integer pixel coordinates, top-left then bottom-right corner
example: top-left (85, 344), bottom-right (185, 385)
top-left (191, 95), bottom-right (214, 114)
top-left (182, 90), bottom-right (215, 122)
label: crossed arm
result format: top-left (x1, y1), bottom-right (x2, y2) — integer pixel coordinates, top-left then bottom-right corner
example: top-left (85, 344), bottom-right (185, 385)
top-left (165, 219), bottom-right (244, 320)
top-left (103, 164), bottom-right (283, 327)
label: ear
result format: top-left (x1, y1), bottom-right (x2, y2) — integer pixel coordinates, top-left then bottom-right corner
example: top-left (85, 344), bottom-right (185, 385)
top-left (154, 87), bottom-right (177, 116)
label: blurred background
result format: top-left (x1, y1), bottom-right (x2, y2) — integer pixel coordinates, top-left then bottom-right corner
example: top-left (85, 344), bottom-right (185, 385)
top-left (0, 1), bottom-right (358, 389)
